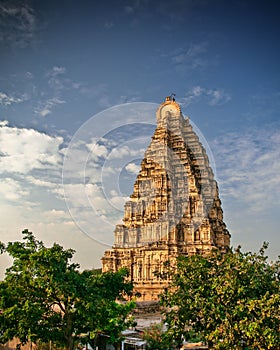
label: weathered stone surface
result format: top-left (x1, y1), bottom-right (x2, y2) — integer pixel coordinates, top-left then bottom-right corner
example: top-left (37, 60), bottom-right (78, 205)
top-left (102, 97), bottom-right (230, 300)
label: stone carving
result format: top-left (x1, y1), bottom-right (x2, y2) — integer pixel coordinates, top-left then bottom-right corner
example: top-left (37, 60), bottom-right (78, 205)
top-left (102, 97), bottom-right (230, 301)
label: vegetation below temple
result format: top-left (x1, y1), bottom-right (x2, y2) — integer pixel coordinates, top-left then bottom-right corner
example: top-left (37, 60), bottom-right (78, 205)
top-left (1, 230), bottom-right (279, 349)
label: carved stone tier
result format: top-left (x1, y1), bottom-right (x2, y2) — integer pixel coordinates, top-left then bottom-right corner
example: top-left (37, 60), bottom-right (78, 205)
top-left (102, 97), bottom-right (230, 300)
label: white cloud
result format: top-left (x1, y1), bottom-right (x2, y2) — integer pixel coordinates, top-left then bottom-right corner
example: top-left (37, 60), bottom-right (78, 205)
top-left (172, 42), bottom-right (208, 67)
top-left (46, 66), bottom-right (67, 90)
top-left (207, 89), bottom-right (231, 106)
top-left (46, 66), bottom-right (67, 77)
top-left (125, 162), bottom-right (140, 174)
top-left (35, 97), bottom-right (66, 117)
top-left (40, 109), bottom-right (51, 117)
top-left (0, 91), bottom-right (24, 106)
top-left (45, 65), bottom-right (105, 106)
top-left (58, 103), bottom-right (160, 244)
top-left (109, 145), bottom-right (145, 159)
top-left (25, 71), bottom-right (34, 79)
top-left (213, 127), bottom-right (280, 212)
top-left (63, 180), bottom-right (124, 234)
top-left (210, 126), bottom-right (280, 260)
top-left (62, 138), bottom-right (132, 243)
top-left (182, 86), bottom-right (231, 106)
top-left (63, 181), bottom-right (123, 219)
top-left (25, 175), bottom-right (58, 189)
top-left (0, 121), bottom-right (63, 174)
top-left (0, 119), bottom-right (140, 275)
top-left (86, 141), bottom-right (108, 160)
top-left (63, 140), bottom-right (103, 184)
top-left (43, 209), bottom-right (70, 221)
top-left (0, 178), bottom-right (28, 201)
top-left (109, 195), bottom-right (129, 209)
top-left (169, 42), bottom-right (210, 72)
top-left (63, 183), bottom-right (104, 209)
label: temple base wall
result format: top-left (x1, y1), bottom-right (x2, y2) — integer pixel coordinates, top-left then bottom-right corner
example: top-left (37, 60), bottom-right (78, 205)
top-left (102, 241), bottom-right (218, 301)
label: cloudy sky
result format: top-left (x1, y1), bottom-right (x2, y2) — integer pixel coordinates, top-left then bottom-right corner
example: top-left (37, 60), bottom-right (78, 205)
top-left (0, 0), bottom-right (279, 275)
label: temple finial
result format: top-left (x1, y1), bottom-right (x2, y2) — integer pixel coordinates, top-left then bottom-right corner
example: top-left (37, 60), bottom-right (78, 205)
top-left (165, 93), bottom-right (176, 102)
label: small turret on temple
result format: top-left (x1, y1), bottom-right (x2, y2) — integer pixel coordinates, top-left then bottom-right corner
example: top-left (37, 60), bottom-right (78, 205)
top-left (102, 97), bottom-right (230, 301)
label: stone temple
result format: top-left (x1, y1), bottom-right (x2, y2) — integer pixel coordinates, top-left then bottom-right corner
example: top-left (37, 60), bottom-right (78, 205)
top-left (102, 96), bottom-right (230, 301)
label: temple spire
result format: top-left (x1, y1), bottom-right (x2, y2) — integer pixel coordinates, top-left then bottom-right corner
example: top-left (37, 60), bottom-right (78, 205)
top-left (102, 97), bottom-right (230, 301)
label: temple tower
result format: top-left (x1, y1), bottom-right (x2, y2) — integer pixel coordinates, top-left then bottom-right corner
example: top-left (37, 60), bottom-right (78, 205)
top-left (102, 96), bottom-right (230, 301)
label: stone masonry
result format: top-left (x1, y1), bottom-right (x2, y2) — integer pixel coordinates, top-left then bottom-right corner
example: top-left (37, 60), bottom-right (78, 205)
top-left (102, 96), bottom-right (230, 301)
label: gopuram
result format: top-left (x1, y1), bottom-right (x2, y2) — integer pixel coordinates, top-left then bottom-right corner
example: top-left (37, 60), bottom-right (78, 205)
top-left (102, 96), bottom-right (230, 301)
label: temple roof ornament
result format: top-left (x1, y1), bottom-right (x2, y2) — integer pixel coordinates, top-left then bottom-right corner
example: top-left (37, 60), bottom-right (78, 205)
top-left (158, 94), bottom-right (181, 113)
top-left (166, 93), bottom-right (176, 101)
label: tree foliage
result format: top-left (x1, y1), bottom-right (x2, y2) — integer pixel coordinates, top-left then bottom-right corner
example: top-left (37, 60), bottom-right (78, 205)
top-left (0, 229), bottom-right (135, 350)
top-left (142, 323), bottom-right (173, 350)
top-left (160, 244), bottom-right (280, 349)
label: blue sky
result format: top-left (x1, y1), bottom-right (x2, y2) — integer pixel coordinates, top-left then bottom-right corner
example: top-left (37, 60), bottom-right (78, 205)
top-left (0, 0), bottom-right (279, 274)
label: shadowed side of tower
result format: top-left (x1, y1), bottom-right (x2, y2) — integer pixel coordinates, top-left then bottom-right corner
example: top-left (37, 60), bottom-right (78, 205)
top-left (102, 97), bottom-right (230, 301)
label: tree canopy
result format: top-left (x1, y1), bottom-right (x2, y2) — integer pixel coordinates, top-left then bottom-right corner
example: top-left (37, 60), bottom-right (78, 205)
top-left (0, 229), bottom-right (135, 350)
top-left (160, 244), bottom-right (280, 349)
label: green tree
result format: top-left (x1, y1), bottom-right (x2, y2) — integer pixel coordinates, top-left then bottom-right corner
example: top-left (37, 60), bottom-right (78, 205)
top-left (0, 229), bottom-right (135, 350)
top-left (159, 244), bottom-right (280, 349)
top-left (142, 323), bottom-right (173, 350)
